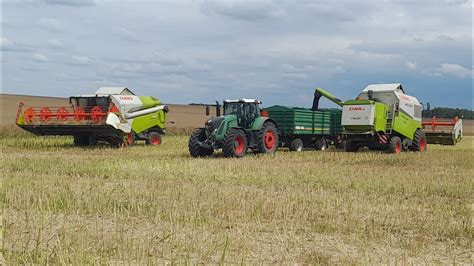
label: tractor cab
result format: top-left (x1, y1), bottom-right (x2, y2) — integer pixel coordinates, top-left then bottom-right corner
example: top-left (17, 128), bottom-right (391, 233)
top-left (223, 99), bottom-right (262, 128)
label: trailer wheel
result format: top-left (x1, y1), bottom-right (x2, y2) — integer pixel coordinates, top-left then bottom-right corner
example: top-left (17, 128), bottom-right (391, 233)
top-left (289, 138), bottom-right (304, 152)
top-left (411, 129), bottom-right (427, 152)
top-left (188, 128), bottom-right (214, 157)
top-left (223, 128), bottom-right (248, 158)
top-left (314, 139), bottom-right (328, 151)
top-left (345, 141), bottom-right (359, 152)
top-left (146, 132), bottom-right (162, 146)
top-left (257, 121), bottom-right (278, 154)
top-left (387, 136), bottom-right (402, 154)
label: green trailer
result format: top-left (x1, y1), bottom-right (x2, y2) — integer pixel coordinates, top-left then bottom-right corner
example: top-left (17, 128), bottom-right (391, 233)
top-left (265, 105), bottom-right (343, 151)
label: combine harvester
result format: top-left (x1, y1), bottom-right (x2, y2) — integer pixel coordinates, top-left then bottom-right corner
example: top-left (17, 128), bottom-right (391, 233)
top-left (16, 87), bottom-right (169, 147)
top-left (315, 84), bottom-right (427, 154)
top-left (422, 116), bottom-right (463, 145)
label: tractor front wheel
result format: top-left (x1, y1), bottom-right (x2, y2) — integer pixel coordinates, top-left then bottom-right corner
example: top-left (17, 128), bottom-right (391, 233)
top-left (146, 132), bottom-right (162, 146)
top-left (223, 129), bottom-right (248, 158)
top-left (387, 136), bottom-right (402, 154)
top-left (410, 129), bottom-right (427, 152)
top-left (257, 122), bottom-right (278, 154)
top-left (289, 138), bottom-right (304, 152)
top-left (188, 128), bottom-right (214, 157)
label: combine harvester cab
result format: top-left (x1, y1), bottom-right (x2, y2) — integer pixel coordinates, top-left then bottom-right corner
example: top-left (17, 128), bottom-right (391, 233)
top-left (315, 84), bottom-right (427, 154)
top-left (16, 87), bottom-right (169, 147)
top-left (422, 116), bottom-right (463, 145)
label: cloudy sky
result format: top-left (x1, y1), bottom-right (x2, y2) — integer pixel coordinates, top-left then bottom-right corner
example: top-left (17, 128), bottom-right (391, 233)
top-left (1, 0), bottom-right (473, 108)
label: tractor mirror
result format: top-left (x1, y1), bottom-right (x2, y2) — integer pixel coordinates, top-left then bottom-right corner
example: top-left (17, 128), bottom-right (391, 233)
top-left (205, 106), bottom-right (210, 116)
top-left (367, 90), bottom-right (373, 100)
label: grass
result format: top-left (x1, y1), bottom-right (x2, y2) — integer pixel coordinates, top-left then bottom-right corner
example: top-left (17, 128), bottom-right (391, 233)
top-left (0, 133), bottom-right (473, 264)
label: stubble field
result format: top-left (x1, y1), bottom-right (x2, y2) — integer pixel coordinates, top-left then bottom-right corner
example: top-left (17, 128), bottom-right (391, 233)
top-left (0, 131), bottom-right (472, 264)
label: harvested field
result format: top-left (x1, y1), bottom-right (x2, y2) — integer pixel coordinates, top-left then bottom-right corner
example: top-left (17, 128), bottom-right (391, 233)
top-left (0, 131), bottom-right (472, 264)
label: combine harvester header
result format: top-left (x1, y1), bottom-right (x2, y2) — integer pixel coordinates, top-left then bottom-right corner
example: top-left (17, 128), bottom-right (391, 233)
top-left (16, 87), bottom-right (169, 147)
top-left (422, 116), bottom-right (463, 145)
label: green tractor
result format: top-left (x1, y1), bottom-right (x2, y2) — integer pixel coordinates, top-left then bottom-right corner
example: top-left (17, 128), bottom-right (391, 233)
top-left (188, 99), bottom-right (279, 158)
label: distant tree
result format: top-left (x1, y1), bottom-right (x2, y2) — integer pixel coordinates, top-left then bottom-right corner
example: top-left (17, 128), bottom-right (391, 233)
top-left (422, 107), bottom-right (474, 119)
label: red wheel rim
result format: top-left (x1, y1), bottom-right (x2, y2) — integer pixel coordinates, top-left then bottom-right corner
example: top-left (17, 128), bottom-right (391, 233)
top-left (57, 107), bottom-right (69, 120)
top-left (74, 107), bottom-right (85, 121)
top-left (395, 142), bottom-right (401, 154)
top-left (264, 130), bottom-right (276, 150)
top-left (234, 135), bottom-right (245, 154)
top-left (151, 135), bottom-right (161, 145)
top-left (420, 137), bottom-right (426, 152)
top-left (127, 133), bottom-right (134, 145)
top-left (24, 107), bottom-right (36, 123)
top-left (40, 107), bottom-right (52, 122)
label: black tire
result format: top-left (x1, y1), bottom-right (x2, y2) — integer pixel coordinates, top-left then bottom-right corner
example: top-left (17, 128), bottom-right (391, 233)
top-left (314, 139), bottom-right (328, 151)
top-left (410, 129), bottom-right (427, 152)
top-left (256, 122), bottom-right (279, 154)
top-left (289, 138), bottom-right (304, 152)
top-left (146, 132), bottom-right (162, 146)
top-left (88, 136), bottom-right (98, 146)
top-left (335, 136), bottom-right (345, 150)
top-left (188, 128), bottom-right (214, 157)
top-left (223, 129), bottom-right (248, 158)
top-left (74, 135), bottom-right (97, 146)
top-left (73, 135), bottom-right (89, 146)
top-left (345, 141), bottom-right (359, 152)
top-left (387, 136), bottom-right (402, 154)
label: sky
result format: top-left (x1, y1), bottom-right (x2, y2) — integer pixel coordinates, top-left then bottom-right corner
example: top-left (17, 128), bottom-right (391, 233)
top-left (1, 0), bottom-right (473, 109)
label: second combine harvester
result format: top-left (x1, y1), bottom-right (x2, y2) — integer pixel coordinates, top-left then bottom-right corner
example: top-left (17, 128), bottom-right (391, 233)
top-left (314, 83), bottom-right (427, 153)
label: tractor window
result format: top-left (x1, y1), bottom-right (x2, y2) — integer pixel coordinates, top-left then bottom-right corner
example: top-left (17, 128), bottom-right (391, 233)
top-left (224, 103), bottom-right (243, 116)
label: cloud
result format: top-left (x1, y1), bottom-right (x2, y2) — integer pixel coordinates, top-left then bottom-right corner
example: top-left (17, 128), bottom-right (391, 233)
top-left (38, 18), bottom-right (65, 31)
top-left (47, 39), bottom-right (63, 49)
top-left (32, 53), bottom-right (48, 62)
top-left (44, 0), bottom-right (95, 6)
top-left (406, 61), bottom-right (417, 70)
top-left (200, 0), bottom-right (286, 21)
top-left (435, 63), bottom-right (472, 78)
top-left (70, 56), bottom-right (94, 65)
top-left (0, 37), bottom-right (31, 52)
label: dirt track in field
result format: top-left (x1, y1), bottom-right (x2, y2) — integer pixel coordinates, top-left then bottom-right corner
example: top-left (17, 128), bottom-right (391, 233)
top-left (1, 94), bottom-right (473, 135)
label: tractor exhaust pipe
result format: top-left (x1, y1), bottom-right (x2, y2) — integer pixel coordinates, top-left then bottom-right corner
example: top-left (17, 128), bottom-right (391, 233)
top-left (216, 101), bottom-right (221, 117)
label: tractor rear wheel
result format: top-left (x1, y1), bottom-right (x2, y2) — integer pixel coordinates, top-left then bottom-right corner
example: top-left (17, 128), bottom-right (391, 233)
top-left (289, 138), bottom-right (304, 152)
top-left (257, 122), bottom-right (278, 154)
top-left (188, 128), bottom-right (214, 157)
top-left (314, 139), bottom-right (328, 151)
top-left (387, 136), bottom-right (402, 154)
top-left (223, 129), bottom-right (248, 158)
top-left (146, 132), bottom-right (162, 146)
top-left (344, 141), bottom-right (359, 152)
top-left (410, 129), bottom-right (427, 152)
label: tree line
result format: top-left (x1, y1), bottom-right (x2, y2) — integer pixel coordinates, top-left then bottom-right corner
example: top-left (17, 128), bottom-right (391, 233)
top-left (422, 107), bottom-right (474, 119)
